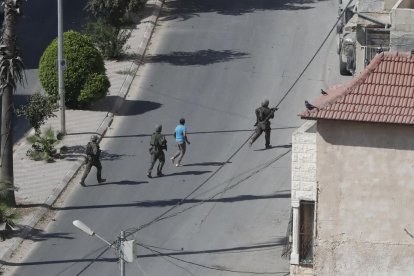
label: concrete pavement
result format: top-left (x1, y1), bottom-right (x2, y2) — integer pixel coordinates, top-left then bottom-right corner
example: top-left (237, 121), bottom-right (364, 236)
top-left (0, 0), bottom-right (163, 266)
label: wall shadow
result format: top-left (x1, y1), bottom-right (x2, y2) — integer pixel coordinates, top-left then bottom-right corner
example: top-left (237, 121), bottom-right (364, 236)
top-left (161, 0), bottom-right (325, 21)
top-left (143, 49), bottom-right (249, 66)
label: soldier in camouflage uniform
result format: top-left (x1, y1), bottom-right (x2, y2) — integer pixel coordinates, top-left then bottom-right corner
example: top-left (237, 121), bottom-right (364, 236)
top-left (147, 124), bottom-right (167, 178)
top-left (80, 135), bottom-right (105, 186)
top-left (249, 99), bottom-right (278, 149)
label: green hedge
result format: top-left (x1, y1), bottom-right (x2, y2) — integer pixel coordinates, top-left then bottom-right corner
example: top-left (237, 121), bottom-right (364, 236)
top-left (39, 31), bottom-right (110, 109)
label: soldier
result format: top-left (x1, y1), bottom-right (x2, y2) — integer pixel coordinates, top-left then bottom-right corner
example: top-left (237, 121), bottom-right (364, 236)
top-left (80, 135), bottom-right (106, 186)
top-left (249, 99), bottom-right (278, 149)
top-left (147, 124), bottom-right (167, 178)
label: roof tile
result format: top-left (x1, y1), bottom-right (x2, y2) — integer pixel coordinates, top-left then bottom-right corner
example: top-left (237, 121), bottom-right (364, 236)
top-left (299, 52), bottom-right (414, 125)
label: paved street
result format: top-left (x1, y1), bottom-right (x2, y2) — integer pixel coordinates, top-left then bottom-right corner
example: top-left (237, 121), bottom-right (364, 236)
top-left (9, 0), bottom-right (349, 275)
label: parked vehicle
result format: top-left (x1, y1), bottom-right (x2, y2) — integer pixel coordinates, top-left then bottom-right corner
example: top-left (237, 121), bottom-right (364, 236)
top-left (336, 0), bottom-right (356, 75)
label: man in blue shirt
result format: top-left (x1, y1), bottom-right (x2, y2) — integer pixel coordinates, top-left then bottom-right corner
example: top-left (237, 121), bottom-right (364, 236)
top-left (171, 118), bottom-right (190, 166)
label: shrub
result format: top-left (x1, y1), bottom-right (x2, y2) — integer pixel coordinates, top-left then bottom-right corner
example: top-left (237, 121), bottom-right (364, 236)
top-left (26, 127), bottom-right (63, 162)
top-left (39, 31), bottom-right (110, 109)
top-left (15, 92), bottom-right (58, 135)
top-left (0, 181), bottom-right (18, 240)
top-left (78, 73), bottom-right (110, 107)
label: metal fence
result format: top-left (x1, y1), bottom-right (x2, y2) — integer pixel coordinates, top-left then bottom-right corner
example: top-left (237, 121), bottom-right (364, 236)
top-left (362, 46), bottom-right (390, 66)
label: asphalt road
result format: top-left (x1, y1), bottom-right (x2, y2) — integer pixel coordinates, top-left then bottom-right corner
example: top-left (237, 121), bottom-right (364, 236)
top-left (11, 0), bottom-right (349, 275)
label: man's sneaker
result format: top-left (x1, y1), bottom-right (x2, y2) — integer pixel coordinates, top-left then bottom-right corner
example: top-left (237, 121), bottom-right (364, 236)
top-left (80, 181), bottom-right (86, 186)
top-left (98, 178), bottom-right (106, 183)
top-left (147, 172), bottom-right (152, 178)
top-left (170, 156), bottom-right (175, 165)
top-left (176, 163), bottom-right (182, 167)
top-left (265, 145), bottom-right (272, 149)
top-left (157, 172), bottom-right (164, 177)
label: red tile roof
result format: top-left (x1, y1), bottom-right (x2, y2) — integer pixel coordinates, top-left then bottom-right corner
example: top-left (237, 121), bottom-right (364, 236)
top-left (299, 52), bottom-right (414, 125)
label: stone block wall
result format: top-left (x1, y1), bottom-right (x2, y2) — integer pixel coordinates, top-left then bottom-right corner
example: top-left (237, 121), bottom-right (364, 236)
top-left (390, 1), bottom-right (414, 51)
top-left (291, 121), bottom-right (317, 202)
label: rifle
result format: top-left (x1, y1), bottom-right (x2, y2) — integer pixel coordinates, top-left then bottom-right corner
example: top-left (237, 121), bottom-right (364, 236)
top-left (254, 106), bottom-right (278, 126)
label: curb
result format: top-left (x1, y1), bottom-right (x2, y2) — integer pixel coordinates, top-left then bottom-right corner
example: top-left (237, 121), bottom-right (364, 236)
top-left (0, 0), bottom-right (164, 267)
top-left (112, 0), bottom-right (164, 115)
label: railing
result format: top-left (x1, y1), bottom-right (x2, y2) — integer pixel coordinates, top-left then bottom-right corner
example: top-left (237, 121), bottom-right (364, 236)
top-left (362, 46), bottom-right (390, 66)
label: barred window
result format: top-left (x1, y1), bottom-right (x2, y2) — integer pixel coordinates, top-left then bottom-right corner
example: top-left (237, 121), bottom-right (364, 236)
top-left (299, 201), bottom-right (315, 264)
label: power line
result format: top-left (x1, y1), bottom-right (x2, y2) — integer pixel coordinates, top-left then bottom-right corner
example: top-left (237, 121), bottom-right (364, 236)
top-left (138, 243), bottom-right (289, 275)
top-left (274, 0), bottom-right (354, 108)
top-left (126, 0), bottom-right (353, 239)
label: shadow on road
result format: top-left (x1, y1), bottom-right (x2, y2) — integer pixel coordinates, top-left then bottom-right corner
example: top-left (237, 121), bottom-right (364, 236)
top-left (89, 96), bottom-right (162, 116)
top-left (139, 237), bottom-right (288, 258)
top-left (7, 226), bottom-right (74, 242)
top-left (87, 180), bottom-right (149, 187)
top-left (45, 191), bottom-right (290, 210)
top-left (102, 126), bottom-right (298, 139)
top-left (163, 170), bottom-right (211, 177)
top-left (183, 161), bottom-right (227, 167)
top-left (16, 0), bottom-right (88, 69)
top-left (253, 143), bottom-right (292, 151)
top-left (143, 49), bottom-right (249, 66)
top-left (161, 0), bottom-right (322, 21)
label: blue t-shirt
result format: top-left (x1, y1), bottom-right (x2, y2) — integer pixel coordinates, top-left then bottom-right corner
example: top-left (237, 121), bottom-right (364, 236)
top-left (175, 124), bottom-right (186, 142)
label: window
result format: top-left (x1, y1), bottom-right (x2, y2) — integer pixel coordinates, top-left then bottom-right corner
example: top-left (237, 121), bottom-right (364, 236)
top-left (299, 201), bottom-right (315, 264)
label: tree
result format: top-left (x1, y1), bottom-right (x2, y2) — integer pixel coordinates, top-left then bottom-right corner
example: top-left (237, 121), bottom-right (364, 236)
top-left (39, 31), bottom-right (110, 109)
top-left (15, 92), bottom-right (58, 135)
top-left (84, 0), bottom-right (146, 59)
top-left (0, 180), bottom-right (18, 240)
top-left (84, 18), bottom-right (132, 59)
top-left (85, 0), bottom-right (147, 27)
top-left (0, 0), bottom-right (26, 207)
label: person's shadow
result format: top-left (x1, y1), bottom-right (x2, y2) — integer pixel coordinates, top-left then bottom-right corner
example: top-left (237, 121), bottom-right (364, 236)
top-left (163, 170), bottom-right (211, 177)
top-left (86, 180), bottom-right (148, 187)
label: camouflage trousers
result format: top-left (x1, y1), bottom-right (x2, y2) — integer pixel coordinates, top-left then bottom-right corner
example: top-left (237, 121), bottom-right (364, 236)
top-left (81, 158), bottom-right (103, 183)
top-left (148, 151), bottom-right (165, 175)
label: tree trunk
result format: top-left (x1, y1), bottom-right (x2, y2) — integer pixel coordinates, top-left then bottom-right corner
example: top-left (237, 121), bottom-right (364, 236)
top-left (0, 0), bottom-right (19, 207)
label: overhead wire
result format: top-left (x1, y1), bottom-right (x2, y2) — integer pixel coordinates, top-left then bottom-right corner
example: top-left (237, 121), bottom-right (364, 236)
top-left (126, 0), bottom-right (354, 241)
top-left (138, 242), bottom-right (289, 275)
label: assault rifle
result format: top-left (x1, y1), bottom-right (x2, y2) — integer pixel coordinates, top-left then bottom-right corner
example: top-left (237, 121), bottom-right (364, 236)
top-left (254, 106), bottom-right (278, 127)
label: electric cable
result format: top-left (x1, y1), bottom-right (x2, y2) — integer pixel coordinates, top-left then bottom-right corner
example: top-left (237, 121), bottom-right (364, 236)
top-left (126, 0), bottom-right (353, 239)
top-left (158, 150), bottom-right (290, 224)
top-left (138, 242), bottom-right (289, 275)
top-left (274, 0), bottom-right (354, 108)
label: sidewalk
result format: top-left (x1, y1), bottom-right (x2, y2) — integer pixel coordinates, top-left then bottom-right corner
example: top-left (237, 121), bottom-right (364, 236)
top-left (0, 0), bottom-right (164, 265)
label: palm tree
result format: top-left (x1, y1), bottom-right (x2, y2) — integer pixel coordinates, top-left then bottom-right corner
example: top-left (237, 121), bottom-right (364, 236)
top-left (0, 180), bottom-right (18, 240)
top-left (0, 0), bottom-right (25, 207)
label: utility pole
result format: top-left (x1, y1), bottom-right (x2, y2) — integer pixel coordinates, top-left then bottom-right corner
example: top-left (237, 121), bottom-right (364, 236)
top-left (57, 0), bottom-right (66, 134)
top-left (120, 231), bottom-right (125, 276)
top-left (73, 220), bottom-right (134, 276)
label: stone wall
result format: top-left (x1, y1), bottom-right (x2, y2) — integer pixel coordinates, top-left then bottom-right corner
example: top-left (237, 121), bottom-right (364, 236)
top-left (314, 120), bottom-right (414, 275)
top-left (291, 121), bottom-right (317, 202)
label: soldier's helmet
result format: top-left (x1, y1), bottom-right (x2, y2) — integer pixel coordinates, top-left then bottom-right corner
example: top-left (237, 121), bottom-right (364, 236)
top-left (261, 99), bottom-right (269, 107)
top-left (155, 124), bottom-right (162, 132)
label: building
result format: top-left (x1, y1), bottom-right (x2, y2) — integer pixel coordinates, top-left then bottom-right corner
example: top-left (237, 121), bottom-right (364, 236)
top-left (290, 51), bottom-right (414, 275)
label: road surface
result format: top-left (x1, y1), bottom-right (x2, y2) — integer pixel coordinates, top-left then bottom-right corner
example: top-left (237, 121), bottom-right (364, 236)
top-left (10, 0), bottom-right (349, 275)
